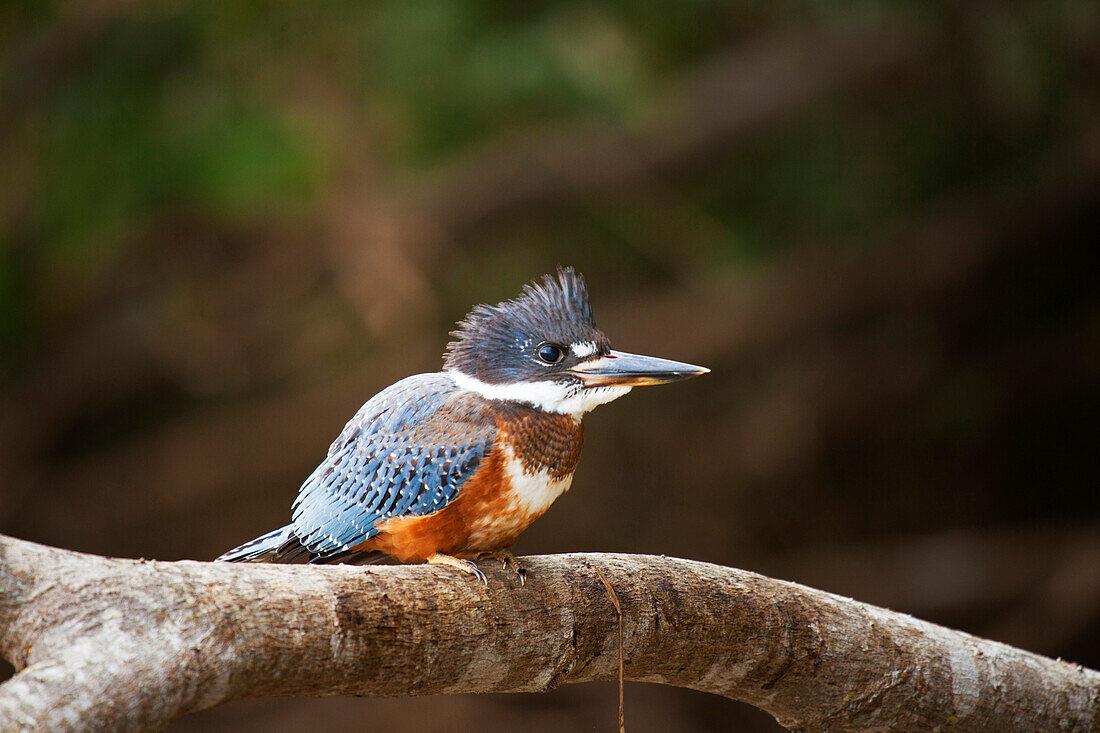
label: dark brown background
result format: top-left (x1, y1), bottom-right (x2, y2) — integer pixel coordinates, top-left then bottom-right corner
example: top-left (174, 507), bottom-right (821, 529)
top-left (2, 2), bottom-right (1098, 730)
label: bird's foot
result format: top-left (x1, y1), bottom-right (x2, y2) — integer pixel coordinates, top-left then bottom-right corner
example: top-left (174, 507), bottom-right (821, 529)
top-left (480, 549), bottom-right (527, 586)
top-left (426, 553), bottom-right (487, 585)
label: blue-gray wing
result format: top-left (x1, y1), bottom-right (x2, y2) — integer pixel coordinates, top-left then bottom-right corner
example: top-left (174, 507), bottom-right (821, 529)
top-left (290, 372), bottom-right (496, 559)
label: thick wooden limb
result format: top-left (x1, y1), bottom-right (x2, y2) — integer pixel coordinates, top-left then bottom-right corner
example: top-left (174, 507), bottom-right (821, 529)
top-left (0, 534), bottom-right (1097, 732)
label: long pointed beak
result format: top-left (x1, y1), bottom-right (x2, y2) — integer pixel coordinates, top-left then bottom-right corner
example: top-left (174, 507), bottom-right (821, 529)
top-left (567, 350), bottom-right (710, 387)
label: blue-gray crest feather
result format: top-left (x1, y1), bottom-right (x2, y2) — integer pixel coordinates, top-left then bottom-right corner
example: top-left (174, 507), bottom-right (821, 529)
top-left (443, 266), bottom-right (607, 384)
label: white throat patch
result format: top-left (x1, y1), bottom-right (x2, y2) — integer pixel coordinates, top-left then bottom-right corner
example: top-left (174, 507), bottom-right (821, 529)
top-left (447, 369), bottom-right (631, 417)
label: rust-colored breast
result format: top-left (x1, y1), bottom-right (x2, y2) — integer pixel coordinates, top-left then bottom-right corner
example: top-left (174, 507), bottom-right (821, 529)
top-left (361, 402), bottom-right (584, 562)
top-left (498, 405), bottom-right (584, 478)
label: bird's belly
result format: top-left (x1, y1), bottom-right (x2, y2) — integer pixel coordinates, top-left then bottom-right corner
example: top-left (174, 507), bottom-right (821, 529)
top-left (464, 452), bottom-right (573, 550)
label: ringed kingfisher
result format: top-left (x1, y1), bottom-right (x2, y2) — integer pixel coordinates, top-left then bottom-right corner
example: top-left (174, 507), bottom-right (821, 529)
top-left (218, 267), bottom-right (708, 582)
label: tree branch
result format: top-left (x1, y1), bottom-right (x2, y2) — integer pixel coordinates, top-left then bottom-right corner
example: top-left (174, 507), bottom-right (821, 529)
top-left (0, 534), bottom-right (1096, 732)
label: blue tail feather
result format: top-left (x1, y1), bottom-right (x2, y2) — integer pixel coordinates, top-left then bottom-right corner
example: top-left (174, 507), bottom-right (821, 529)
top-left (216, 525), bottom-right (295, 562)
top-left (217, 524), bottom-right (389, 564)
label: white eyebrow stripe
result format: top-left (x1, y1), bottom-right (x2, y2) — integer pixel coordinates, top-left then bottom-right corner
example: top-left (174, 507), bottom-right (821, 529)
top-left (571, 342), bottom-right (597, 358)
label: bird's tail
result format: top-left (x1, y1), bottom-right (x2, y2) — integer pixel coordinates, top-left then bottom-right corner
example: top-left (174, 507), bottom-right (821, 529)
top-left (217, 524), bottom-right (390, 565)
top-left (216, 524), bottom-right (301, 563)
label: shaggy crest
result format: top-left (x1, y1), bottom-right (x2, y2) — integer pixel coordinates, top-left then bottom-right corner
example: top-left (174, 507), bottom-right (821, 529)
top-left (444, 267), bottom-right (607, 384)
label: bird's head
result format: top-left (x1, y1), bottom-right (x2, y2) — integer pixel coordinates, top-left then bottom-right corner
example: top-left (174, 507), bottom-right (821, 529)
top-left (444, 267), bottom-right (708, 416)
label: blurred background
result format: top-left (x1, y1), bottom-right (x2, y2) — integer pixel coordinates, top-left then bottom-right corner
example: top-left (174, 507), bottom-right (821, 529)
top-left (2, 1), bottom-right (1099, 730)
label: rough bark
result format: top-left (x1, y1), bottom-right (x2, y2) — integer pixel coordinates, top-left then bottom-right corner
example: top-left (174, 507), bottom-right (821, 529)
top-left (0, 534), bottom-right (1096, 732)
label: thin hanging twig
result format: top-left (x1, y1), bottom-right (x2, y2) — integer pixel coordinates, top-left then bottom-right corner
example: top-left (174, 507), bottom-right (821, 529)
top-left (593, 564), bottom-right (625, 733)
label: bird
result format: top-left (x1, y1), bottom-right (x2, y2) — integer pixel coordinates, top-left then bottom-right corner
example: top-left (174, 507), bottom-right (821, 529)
top-left (217, 267), bottom-right (708, 582)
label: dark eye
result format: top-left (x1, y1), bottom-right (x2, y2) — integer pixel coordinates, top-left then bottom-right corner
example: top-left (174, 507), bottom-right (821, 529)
top-left (537, 344), bottom-right (564, 364)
